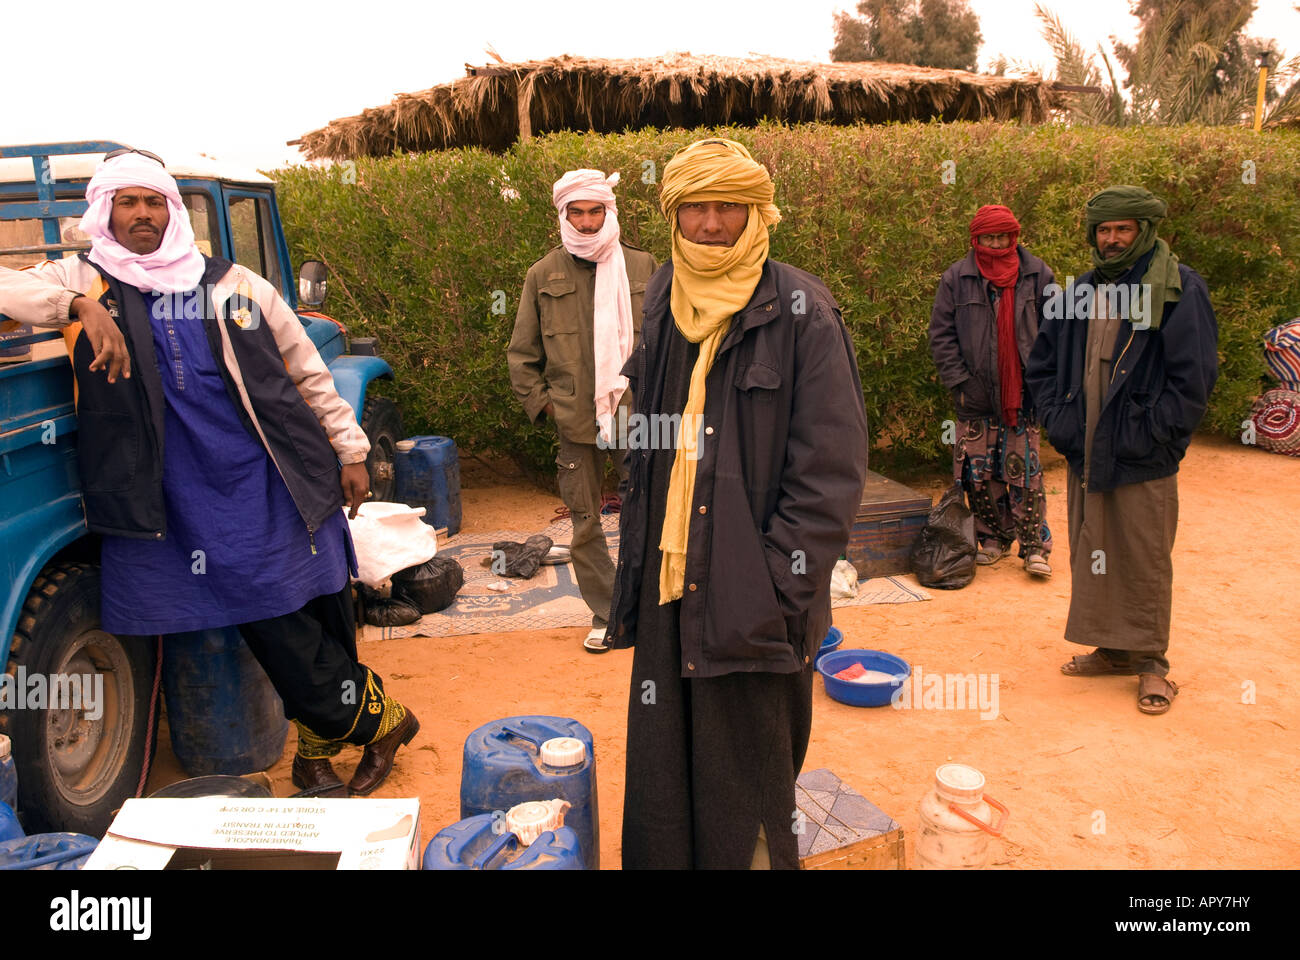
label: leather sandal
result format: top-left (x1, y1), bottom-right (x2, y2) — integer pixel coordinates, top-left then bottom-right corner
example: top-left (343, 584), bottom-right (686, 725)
top-left (1137, 673), bottom-right (1179, 715)
top-left (1060, 649), bottom-right (1142, 677)
top-left (976, 541), bottom-right (1010, 565)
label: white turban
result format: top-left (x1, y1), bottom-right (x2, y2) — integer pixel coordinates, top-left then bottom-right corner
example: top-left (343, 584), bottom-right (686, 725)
top-left (552, 169), bottom-right (633, 444)
top-left (79, 152), bottom-right (205, 294)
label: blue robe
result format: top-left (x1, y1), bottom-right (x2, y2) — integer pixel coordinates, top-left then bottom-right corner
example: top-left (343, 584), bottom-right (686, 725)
top-left (100, 288), bottom-right (351, 635)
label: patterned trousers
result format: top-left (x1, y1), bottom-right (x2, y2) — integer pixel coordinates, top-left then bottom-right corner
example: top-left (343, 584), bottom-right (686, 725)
top-left (953, 417), bottom-right (1052, 558)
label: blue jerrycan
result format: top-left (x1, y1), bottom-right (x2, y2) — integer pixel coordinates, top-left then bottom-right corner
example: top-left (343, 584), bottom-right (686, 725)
top-left (394, 436), bottom-right (462, 535)
top-left (162, 627), bottom-right (289, 776)
top-left (0, 801), bottom-right (23, 843)
top-left (460, 715), bottom-right (599, 870)
top-left (422, 814), bottom-right (584, 870)
top-left (0, 833), bottom-right (98, 870)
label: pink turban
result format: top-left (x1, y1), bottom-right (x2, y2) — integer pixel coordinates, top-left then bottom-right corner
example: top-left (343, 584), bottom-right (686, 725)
top-left (79, 153), bottom-right (205, 294)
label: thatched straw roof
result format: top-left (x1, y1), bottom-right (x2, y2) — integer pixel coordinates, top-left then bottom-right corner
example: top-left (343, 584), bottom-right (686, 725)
top-left (293, 53), bottom-right (1065, 160)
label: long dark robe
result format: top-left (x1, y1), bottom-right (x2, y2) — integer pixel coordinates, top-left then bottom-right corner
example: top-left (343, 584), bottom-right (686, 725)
top-left (1065, 273), bottom-right (1177, 671)
top-left (620, 323), bottom-right (814, 870)
top-left (1065, 469), bottom-right (1176, 670)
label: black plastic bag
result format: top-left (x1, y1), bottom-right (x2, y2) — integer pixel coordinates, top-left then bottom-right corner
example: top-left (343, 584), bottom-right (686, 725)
top-left (490, 534), bottom-right (554, 580)
top-left (909, 483), bottom-right (976, 589)
top-left (356, 582), bottom-right (424, 626)
top-left (392, 556), bottom-right (465, 614)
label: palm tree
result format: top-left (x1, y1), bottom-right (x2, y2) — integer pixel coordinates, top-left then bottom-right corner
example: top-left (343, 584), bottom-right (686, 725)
top-left (1034, 3), bottom-right (1126, 125)
top-left (1035, 0), bottom-right (1300, 127)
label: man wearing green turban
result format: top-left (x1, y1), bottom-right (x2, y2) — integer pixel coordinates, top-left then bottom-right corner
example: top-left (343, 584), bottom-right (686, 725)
top-left (1026, 185), bottom-right (1219, 716)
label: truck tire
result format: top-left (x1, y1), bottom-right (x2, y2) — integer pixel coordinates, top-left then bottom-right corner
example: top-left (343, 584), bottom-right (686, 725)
top-left (0, 563), bottom-right (158, 835)
top-left (361, 396), bottom-right (404, 503)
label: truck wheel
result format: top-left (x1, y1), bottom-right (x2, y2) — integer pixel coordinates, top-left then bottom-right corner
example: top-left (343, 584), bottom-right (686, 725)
top-left (361, 396), bottom-right (404, 503)
top-left (0, 563), bottom-right (158, 835)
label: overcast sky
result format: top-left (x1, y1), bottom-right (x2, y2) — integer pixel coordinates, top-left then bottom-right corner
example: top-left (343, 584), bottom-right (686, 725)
top-left (4, 0), bottom-right (1297, 171)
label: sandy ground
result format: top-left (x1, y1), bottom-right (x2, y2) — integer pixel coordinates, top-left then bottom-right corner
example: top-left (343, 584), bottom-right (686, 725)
top-left (146, 434), bottom-right (1300, 869)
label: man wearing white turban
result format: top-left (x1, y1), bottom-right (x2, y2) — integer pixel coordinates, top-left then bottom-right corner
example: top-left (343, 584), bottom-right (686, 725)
top-left (0, 149), bottom-right (417, 797)
top-left (508, 169), bottom-right (658, 652)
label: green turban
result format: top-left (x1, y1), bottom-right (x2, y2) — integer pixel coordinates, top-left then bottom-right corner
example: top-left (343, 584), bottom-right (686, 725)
top-left (1085, 185), bottom-right (1180, 330)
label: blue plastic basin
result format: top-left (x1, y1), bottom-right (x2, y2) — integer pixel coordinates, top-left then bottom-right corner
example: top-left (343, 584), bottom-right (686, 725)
top-left (817, 649), bottom-right (911, 707)
top-left (816, 627), bottom-right (843, 667)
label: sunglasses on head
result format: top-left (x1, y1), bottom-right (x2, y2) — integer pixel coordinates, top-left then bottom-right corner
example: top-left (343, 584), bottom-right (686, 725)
top-left (104, 147), bottom-right (165, 166)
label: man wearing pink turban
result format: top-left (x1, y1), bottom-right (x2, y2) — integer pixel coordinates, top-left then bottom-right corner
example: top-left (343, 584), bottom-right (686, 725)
top-left (0, 149), bottom-right (417, 797)
top-left (509, 169), bottom-right (658, 652)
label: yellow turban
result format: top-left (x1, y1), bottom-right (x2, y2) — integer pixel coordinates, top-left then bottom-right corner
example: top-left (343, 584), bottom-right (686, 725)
top-left (657, 138), bottom-right (781, 604)
top-left (660, 138), bottom-right (782, 333)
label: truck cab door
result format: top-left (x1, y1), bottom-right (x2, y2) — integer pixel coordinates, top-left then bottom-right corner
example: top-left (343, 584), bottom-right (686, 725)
top-left (220, 186), bottom-right (294, 305)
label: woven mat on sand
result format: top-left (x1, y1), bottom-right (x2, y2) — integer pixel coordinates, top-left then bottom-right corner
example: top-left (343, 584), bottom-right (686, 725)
top-left (360, 515), bottom-right (929, 640)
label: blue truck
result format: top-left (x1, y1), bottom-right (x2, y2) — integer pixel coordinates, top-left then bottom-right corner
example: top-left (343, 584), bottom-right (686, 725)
top-left (0, 141), bottom-right (403, 834)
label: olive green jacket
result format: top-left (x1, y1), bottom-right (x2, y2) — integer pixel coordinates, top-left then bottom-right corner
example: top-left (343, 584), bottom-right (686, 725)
top-left (508, 243), bottom-right (658, 444)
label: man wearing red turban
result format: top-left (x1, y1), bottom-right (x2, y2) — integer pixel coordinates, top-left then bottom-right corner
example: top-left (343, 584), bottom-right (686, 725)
top-left (929, 205), bottom-right (1056, 577)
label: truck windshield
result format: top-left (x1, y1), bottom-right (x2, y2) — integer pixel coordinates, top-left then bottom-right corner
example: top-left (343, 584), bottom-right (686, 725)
top-left (0, 190), bottom-right (220, 269)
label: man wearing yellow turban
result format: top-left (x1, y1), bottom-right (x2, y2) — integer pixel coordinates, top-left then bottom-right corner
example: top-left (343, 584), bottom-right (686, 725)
top-left (604, 139), bottom-right (869, 868)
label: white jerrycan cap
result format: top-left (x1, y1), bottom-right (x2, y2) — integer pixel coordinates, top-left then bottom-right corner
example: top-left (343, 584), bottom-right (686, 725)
top-left (395, 439), bottom-right (416, 452)
top-left (0, 734), bottom-right (9, 760)
top-left (505, 798), bottom-right (571, 846)
top-left (539, 736), bottom-right (586, 767)
top-left (935, 763), bottom-right (985, 804)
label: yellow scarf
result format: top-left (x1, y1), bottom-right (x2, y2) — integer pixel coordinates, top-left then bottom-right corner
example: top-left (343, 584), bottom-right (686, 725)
top-left (657, 139), bottom-right (781, 603)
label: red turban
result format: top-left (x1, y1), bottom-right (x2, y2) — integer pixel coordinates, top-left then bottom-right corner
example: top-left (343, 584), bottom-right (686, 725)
top-left (968, 205), bottom-right (1023, 428)
top-left (969, 204), bottom-right (1021, 243)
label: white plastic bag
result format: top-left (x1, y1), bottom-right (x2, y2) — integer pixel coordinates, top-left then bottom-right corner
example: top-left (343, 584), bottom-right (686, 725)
top-left (830, 558), bottom-right (859, 600)
top-left (346, 502), bottom-right (438, 588)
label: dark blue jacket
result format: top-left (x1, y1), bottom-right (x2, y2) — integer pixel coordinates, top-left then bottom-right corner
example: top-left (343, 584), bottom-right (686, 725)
top-left (607, 260), bottom-right (869, 678)
top-left (1025, 262), bottom-right (1218, 492)
top-left (928, 246), bottom-right (1056, 422)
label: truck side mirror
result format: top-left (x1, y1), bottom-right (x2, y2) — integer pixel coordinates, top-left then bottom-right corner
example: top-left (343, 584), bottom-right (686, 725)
top-left (299, 260), bottom-right (328, 309)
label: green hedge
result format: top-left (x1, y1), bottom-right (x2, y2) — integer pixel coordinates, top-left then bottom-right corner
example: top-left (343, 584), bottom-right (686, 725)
top-left (276, 122), bottom-right (1300, 477)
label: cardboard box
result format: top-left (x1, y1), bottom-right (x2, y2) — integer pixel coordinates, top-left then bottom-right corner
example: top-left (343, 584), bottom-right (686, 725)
top-left (845, 471), bottom-right (931, 579)
top-left (796, 768), bottom-right (904, 869)
top-left (84, 797), bottom-right (420, 870)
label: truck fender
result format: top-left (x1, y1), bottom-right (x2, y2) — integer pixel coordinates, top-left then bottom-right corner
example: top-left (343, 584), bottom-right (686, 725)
top-left (325, 355), bottom-right (394, 424)
top-left (0, 497), bottom-right (86, 667)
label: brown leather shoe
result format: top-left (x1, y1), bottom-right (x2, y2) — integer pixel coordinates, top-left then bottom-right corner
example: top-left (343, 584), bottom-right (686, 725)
top-left (291, 754), bottom-right (348, 798)
top-left (348, 710), bottom-right (419, 797)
